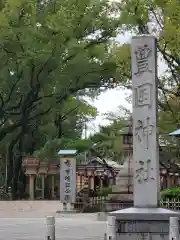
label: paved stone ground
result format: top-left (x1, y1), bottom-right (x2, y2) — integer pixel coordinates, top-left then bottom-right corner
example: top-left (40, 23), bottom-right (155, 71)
top-left (0, 215), bottom-right (106, 240)
top-left (0, 202), bottom-right (106, 240)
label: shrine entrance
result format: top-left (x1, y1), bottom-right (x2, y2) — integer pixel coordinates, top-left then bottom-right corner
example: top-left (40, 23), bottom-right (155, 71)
top-left (22, 157), bottom-right (120, 200)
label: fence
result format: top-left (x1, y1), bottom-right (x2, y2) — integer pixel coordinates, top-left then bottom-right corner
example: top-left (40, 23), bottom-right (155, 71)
top-left (74, 197), bottom-right (180, 212)
top-left (75, 196), bottom-right (109, 212)
top-left (75, 196), bottom-right (134, 212)
top-left (160, 198), bottom-right (180, 210)
top-left (1, 189), bottom-right (180, 212)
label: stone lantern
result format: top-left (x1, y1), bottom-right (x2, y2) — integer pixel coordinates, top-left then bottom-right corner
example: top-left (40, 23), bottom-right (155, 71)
top-left (38, 161), bottom-right (49, 199)
top-left (22, 157), bottom-right (40, 175)
top-left (38, 161), bottom-right (48, 175)
top-left (111, 116), bottom-right (133, 201)
top-left (48, 161), bottom-right (59, 199)
top-left (22, 157), bottom-right (40, 200)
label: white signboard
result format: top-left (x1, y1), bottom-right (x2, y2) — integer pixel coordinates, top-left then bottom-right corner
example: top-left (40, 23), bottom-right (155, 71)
top-left (131, 36), bottom-right (159, 207)
top-left (60, 158), bottom-right (76, 203)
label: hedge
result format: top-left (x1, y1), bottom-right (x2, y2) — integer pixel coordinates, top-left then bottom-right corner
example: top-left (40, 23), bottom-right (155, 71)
top-left (161, 187), bottom-right (180, 200)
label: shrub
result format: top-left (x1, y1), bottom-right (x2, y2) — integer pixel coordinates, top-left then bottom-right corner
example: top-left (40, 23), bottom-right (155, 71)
top-left (97, 186), bottom-right (112, 196)
top-left (161, 187), bottom-right (180, 200)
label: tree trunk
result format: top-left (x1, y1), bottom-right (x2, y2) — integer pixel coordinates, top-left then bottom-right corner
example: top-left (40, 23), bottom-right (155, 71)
top-left (7, 130), bottom-right (24, 199)
top-left (12, 165), bottom-right (18, 200)
top-left (12, 155), bottom-right (22, 199)
top-left (7, 142), bottom-right (14, 189)
top-left (57, 113), bottom-right (63, 138)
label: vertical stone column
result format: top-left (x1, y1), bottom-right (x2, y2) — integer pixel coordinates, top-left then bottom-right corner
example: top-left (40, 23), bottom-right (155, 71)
top-left (29, 174), bottom-right (35, 200)
top-left (60, 156), bottom-right (76, 204)
top-left (88, 174), bottom-right (91, 189)
top-left (80, 173), bottom-right (84, 190)
top-left (90, 176), bottom-right (94, 190)
top-left (106, 34), bottom-right (180, 240)
top-left (160, 175), bottom-right (166, 189)
top-left (167, 175), bottom-right (172, 188)
top-left (132, 36), bottom-right (159, 207)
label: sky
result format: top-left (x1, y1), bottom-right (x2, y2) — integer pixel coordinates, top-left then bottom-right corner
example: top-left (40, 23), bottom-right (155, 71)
top-left (87, 88), bottom-right (131, 134)
top-left (85, 32), bottom-right (132, 135)
top-left (86, 32), bottom-right (168, 136)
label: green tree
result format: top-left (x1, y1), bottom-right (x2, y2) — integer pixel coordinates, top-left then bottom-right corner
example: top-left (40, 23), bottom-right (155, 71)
top-left (89, 108), bottom-right (130, 162)
top-left (68, 113), bottom-right (130, 163)
top-left (0, 0), bottom-right (125, 198)
top-left (109, 0), bottom-right (180, 159)
top-left (33, 98), bottom-right (97, 160)
top-left (118, 0), bottom-right (180, 126)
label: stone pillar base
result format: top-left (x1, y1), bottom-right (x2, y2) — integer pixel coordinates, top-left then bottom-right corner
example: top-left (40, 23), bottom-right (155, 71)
top-left (108, 207), bottom-right (180, 240)
top-left (56, 202), bottom-right (76, 213)
top-left (108, 193), bottom-right (133, 202)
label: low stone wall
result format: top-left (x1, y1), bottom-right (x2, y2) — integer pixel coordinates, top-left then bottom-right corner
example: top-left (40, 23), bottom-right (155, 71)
top-left (103, 201), bottom-right (133, 212)
top-left (0, 201), bottom-right (69, 217)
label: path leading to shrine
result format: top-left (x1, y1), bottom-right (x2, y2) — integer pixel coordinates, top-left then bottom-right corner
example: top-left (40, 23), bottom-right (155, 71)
top-left (0, 201), bottom-right (106, 240)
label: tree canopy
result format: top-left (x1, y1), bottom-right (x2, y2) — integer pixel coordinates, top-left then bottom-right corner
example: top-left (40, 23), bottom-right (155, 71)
top-left (0, 0), bottom-right (128, 198)
top-left (2, 0), bottom-right (180, 198)
top-left (65, 107), bottom-right (131, 164)
top-left (116, 0), bottom-right (180, 131)
top-left (110, 0), bottom-right (180, 161)
top-left (0, 0), bottom-right (121, 141)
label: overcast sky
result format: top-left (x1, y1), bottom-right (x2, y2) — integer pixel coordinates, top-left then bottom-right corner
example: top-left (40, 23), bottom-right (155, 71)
top-left (85, 32), bottom-right (168, 136)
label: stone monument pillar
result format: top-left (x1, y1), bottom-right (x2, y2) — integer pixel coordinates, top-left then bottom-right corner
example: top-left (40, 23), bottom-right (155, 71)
top-left (58, 149), bottom-right (77, 211)
top-left (108, 35), bottom-right (180, 240)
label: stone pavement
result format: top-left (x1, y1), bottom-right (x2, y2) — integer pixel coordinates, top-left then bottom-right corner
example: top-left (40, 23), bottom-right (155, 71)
top-left (0, 201), bottom-right (107, 240)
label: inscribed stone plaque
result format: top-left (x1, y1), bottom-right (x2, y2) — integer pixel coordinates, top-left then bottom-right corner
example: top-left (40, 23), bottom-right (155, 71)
top-left (116, 220), bottom-right (169, 234)
top-left (60, 157), bottom-right (76, 203)
top-left (131, 36), bottom-right (159, 207)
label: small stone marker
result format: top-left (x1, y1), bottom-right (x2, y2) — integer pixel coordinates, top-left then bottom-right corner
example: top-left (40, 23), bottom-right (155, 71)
top-left (169, 217), bottom-right (179, 240)
top-left (131, 35), bottom-right (159, 207)
top-left (46, 216), bottom-right (55, 240)
top-left (58, 149), bottom-right (77, 206)
top-left (107, 215), bottom-right (116, 240)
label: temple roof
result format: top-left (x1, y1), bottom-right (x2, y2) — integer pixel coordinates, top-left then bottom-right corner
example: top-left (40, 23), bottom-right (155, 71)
top-left (58, 149), bottom-right (77, 155)
top-left (169, 129), bottom-right (180, 136)
top-left (87, 157), bottom-right (122, 169)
